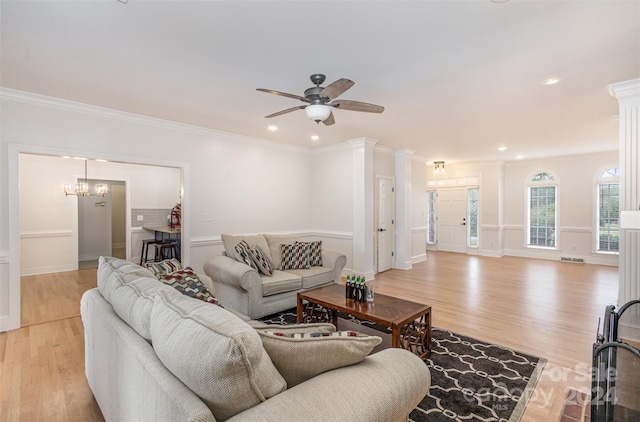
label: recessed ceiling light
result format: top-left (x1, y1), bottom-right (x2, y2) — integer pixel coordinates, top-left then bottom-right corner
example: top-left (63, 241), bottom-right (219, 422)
top-left (311, 135), bottom-right (319, 141)
top-left (490, 0), bottom-right (510, 3)
top-left (542, 77), bottom-right (561, 86)
top-left (95, 159), bottom-right (107, 162)
top-left (498, 146), bottom-right (507, 151)
top-left (268, 125), bottom-right (278, 131)
top-left (516, 154), bottom-right (524, 160)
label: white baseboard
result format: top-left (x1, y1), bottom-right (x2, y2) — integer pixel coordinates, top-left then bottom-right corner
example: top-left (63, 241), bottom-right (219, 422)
top-left (0, 315), bottom-right (9, 332)
top-left (504, 248), bottom-right (618, 266)
top-left (412, 253), bottom-right (427, 264)
top-left (79, 253), bottom-right (106, 262)
top-left (21, 263), bottom-right (77, 276)
top-left (619, 322), bottom-right (640, 343)
top-left (480, 249), bottom-right (504, 258)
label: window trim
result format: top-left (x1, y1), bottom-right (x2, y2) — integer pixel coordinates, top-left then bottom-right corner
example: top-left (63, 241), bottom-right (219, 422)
top-left (526, 171), bottom-right (559, 250)
top-left (594, 165), bottom-right (620, 255)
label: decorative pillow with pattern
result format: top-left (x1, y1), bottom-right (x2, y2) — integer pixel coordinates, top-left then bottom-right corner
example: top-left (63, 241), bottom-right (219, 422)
top-left (234, 240), bottom-right (259, 272)
top-left (145, 258), bottom-right (183, 278)
top-left (257, 329), bottom-right (381, 387)
top-left (159, 267), bottom-right (218, 305)
top-left (280, 242), bottom-right (310, 270)
top-left (295, 240), bottom-right (323, 267)
top-left (248, 245), bottom-right (274, 276)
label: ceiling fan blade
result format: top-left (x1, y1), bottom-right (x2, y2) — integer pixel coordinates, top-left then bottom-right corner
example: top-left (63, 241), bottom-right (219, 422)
top-left (322, 111), bottom-right (335, 126)
top-left (320, 78), bottom-right (354, 100)
top-left (264, 106), bottom-right (306, 118)
top-left (332, 100), bottom-right (384, 113)
top-left (257, 88), bottom-right (310, 103)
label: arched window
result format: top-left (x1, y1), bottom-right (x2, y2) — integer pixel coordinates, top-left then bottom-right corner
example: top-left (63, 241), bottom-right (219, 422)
top-left (527, 172), bottom-right (557, 248)
top-left (597, 167), bottom-right (620, 253)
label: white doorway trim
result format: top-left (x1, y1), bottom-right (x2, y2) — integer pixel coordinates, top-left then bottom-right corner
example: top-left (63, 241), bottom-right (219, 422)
top-left (6, 143), bottom-right (189, 331)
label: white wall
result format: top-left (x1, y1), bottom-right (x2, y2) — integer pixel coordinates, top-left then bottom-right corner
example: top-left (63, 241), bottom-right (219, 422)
top-left (310, 145), bottom-right (354, 268)
top-left (18, 153), bottom-right (181, 274)
top-left (411, 158), bottom-right (427, 263)
top-left (429, 152), bottom-right (619, 264)
top-left (428, 161), bottom-right (503, 256)
top-left (503, 152), bottom-right (618, 265)
top-left (1, 90), bottom-right (319, 330)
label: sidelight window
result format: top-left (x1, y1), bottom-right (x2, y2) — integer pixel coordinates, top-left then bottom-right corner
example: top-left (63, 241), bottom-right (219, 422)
top-left (426, 190), bottom-right (436, 244)
top-left (468, 188), bottom-right (478, 247)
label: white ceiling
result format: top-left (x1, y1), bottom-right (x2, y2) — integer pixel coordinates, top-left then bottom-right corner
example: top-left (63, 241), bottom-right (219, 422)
top-left (1, 0), bottom-right (639, 163)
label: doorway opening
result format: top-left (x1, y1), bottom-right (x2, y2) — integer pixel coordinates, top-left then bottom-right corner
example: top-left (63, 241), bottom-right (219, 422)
top-left (78, 180), bottom-right (126, 269)
top-left (7, 146), bottom-right (187, 331)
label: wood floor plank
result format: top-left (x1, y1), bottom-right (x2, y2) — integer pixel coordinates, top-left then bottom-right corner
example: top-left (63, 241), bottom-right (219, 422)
top-left (372, 252), bottom-right (618, 421)
top-left (1, 251), bottom-right (619, 421)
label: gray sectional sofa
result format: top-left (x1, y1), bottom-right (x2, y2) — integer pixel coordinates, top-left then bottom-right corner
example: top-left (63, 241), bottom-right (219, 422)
top-left (204, 233), bottom-right (347, 319)
top-left (81, 256), bottom-right (431, 422)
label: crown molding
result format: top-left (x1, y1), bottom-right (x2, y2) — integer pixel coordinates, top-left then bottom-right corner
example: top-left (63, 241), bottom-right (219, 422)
top-left (0, 88), bottom-right (312, 154)
top-left (609, 78), bottom-right (640, 101)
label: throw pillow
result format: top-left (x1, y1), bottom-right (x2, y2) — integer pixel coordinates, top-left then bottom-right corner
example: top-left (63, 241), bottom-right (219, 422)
top-left (145, 258), bottom-right (183, 278)
top-left (159, 267), bottom-right (218, 305)
top-left (296, 240), bottom-right (323, 267)
top-left (257, 329), bottom-right (381, 387)
top-left (248, 245), bottom-right (274, 276)
top-left (150, 291), bottom-right (287, 421)
top-left (280, 242), bottom-right (310, 270)
top-left (234, 240), bottom-right (259, 272)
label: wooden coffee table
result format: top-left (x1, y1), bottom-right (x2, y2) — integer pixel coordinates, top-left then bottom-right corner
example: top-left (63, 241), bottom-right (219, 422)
top-left (297, 284), bottom-right (432, 358)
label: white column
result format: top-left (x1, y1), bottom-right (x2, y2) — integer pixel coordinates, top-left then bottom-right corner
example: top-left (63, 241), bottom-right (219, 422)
top-left (394, 149), bottom-right (415, 270)
top-left (349, 138), bottom-right (376, 280)
top-left (609, 79), bottom-right (640, 314)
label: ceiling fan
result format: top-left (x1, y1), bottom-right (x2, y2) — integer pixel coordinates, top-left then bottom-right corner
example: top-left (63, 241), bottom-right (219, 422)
top-left (257, 74), bottom-right (384, 126)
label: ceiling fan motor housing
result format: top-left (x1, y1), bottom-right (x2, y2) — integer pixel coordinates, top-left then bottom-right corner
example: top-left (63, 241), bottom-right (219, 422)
top-left (304, 86), bottom-right (326, 103)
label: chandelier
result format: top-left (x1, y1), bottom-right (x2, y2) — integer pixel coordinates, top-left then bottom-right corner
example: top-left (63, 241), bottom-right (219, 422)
top-left (64, 159), bottom-right (107, 197)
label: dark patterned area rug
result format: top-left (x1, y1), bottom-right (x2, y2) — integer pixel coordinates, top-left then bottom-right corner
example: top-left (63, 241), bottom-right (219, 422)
top-left (258, 308), bottom-right (547, 422)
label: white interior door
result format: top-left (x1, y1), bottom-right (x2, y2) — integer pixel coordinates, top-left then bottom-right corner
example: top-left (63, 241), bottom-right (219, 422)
top-left (376, 177), bottom-right (395, 272)
top-left (437, 187), bottom-right (467, 253)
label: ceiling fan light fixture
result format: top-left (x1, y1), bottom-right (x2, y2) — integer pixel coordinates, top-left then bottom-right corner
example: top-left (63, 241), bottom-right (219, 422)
top-left (304, 104), bottom-right (332, 123)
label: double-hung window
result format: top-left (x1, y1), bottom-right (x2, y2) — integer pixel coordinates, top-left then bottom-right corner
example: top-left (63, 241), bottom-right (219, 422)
top-left (597, 168), bottom-right (620, 253)
top-left (528, 172), bottom-right (557, 248)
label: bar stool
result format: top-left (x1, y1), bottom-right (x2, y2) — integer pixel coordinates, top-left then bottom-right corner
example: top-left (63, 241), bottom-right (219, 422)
top-left (155, 242), bottom-right (179, 262)
top-left (140, 239), bottom-right (160, 265)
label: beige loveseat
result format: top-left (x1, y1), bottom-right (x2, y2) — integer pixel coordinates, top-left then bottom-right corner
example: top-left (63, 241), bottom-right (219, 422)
top-left (81, 256), bottom-right (431, 421)
top-left (204, 233), bottom-right (347, 319)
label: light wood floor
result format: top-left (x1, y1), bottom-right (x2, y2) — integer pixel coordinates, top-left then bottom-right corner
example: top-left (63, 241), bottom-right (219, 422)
top-left (0, 252), bottom-right (618, 421)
